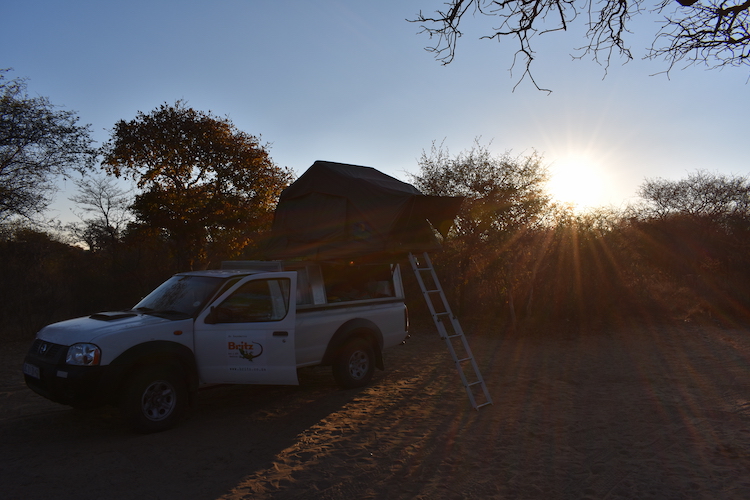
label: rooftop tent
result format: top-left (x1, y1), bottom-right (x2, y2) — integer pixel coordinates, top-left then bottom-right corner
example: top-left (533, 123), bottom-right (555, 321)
top-left (262, 161), bottom-right (463, 261)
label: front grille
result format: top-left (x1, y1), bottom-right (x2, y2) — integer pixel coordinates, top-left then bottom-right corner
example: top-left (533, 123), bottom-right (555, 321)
top-left (28, 339), bottom-right (66, 362)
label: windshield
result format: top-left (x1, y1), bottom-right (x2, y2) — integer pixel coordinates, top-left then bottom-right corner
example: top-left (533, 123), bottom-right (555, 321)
top-left (133, 275), bottom-right (226, 318)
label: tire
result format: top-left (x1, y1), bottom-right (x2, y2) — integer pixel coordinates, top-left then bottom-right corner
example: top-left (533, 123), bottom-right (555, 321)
top-left (332, 338), bottom-right (375, 389)
top-left (120, 366), bottom-right (187, 433)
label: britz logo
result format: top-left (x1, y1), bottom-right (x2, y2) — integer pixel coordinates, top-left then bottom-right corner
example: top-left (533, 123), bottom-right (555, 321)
top-left (228, 341), bottom-right (264, 362)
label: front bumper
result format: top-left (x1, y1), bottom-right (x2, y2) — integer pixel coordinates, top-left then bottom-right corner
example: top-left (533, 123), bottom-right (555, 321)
top-left (23, 339), bottom-right (108, 406)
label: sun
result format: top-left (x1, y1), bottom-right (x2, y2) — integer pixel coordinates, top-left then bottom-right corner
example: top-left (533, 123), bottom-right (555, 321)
top-left (547, 156), bottom-right (608, 209)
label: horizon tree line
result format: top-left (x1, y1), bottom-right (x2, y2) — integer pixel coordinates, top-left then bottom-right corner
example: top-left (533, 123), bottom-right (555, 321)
top-left (3, 69), bottom-right (750, 338)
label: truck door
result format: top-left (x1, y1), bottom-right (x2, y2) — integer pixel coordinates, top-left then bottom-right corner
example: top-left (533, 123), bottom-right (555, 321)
top-left (194, 272), bottom-right (298, 385)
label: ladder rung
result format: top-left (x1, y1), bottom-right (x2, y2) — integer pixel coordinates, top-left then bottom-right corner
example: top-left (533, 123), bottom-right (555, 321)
top-left (467, 380), bottom-right (483, 387)
top-left (475, 402), bottom-right (493, 409)
top-left (456, 357), bottom-right (472, 363)
top-left (445, 334), bottom-right (462, 339)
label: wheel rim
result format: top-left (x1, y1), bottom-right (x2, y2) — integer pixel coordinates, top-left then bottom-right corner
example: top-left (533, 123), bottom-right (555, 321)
top-left (141, 380), bottom-right (177, 421)
top-left (348, 350), bottom-right (369, 380)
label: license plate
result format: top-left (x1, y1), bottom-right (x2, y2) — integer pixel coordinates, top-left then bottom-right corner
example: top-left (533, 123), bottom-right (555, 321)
top-left (23, 362), bottom-right (40, 379)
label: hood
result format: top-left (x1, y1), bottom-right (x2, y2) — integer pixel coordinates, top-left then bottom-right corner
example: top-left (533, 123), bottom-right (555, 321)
top-left (36, 312), bottom-right (172, 346)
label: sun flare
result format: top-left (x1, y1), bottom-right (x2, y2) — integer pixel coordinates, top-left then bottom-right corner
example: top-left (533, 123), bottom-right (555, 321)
top-left (547, 156), bottom-right (608, 209)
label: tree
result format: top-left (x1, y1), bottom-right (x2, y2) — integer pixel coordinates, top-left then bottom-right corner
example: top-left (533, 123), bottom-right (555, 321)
top-left (412, 139), bottom-right (550, 237)
top-left (412, 0), bottom-right (750, 90)
top-left (637, 170), bottom-right (750, 221)
top-left (101, 101), bottom-right (293, 269)
top-left (68, 175), bottom-right (133, 252)
top-left (0, 69), bottom-right (96, 220)
top-left (632, 171), bottom-right (750, 318)
top-left (410, 139), bottom-right (550, 321)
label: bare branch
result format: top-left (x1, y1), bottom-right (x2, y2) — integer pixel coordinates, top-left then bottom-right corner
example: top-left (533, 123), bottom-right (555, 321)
top-left (412, 0), bottom-right (750, 88)
top-left (649, 0), bottom-right (750, 72)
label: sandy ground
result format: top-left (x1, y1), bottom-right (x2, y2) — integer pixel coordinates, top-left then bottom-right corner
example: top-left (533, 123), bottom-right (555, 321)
top-left (2, 321), bottom-right (750, 499)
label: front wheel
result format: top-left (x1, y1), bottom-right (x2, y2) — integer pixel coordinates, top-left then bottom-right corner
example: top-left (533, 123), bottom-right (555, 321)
top-left (120, 366), bottom-right (187, 433)
top-left (332, 338), bottom-right (375, 389)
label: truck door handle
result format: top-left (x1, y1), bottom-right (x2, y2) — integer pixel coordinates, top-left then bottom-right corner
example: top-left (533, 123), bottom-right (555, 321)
top-left (273, 331), bottom-right (289, 337)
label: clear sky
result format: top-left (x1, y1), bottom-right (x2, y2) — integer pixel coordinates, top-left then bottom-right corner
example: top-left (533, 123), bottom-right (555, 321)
top-left (3, 0), bottom-right (748, 223)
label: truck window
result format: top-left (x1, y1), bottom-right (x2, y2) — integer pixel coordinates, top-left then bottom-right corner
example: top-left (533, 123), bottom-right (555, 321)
top-left (293, 267), bottom-right (312, 305)
top-left (213, 278), bottom-right (290, 323)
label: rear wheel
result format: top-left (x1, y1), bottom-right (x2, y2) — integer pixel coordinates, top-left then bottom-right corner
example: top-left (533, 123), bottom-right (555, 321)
top-left (332, 338), bottom-right (375, 389)
top-left (120, 366), bottom-right (187, 433)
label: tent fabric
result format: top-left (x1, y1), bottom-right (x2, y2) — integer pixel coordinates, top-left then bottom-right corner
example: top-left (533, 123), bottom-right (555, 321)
top-left (262, 161), bottom-right (463, 261)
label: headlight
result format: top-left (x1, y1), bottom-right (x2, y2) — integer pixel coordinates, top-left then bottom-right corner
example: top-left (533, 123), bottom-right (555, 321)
top-left (66, 343), bottom-right (101, 366)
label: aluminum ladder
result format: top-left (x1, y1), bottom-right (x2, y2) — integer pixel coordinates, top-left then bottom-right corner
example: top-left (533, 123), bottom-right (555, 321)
top-left (408, 252), bottom-right (492, 409)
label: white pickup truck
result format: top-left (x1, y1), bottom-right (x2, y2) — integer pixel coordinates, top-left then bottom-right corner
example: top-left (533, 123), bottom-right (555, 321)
top-left (23, 261), bottom-right (409, 432)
